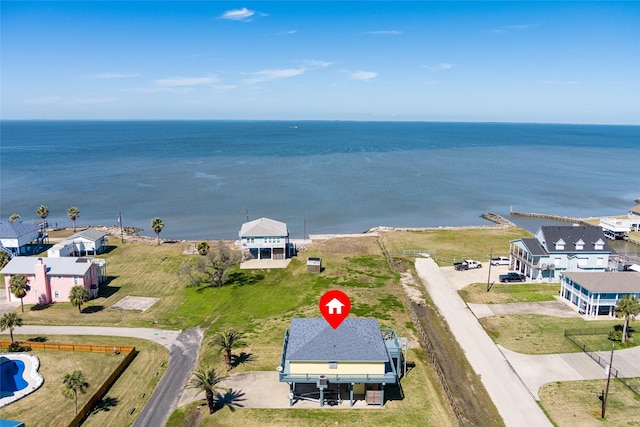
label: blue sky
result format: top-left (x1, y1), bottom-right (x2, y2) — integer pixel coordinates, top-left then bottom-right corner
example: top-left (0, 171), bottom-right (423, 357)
top-left (1, 1), bottom-right (639, 124)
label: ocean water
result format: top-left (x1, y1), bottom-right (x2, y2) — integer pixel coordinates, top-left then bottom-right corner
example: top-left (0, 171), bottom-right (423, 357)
top-left (1, 121), bottom-right (638, 240)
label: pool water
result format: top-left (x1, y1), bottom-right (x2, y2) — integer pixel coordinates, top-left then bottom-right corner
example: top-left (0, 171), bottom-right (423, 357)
top-left (0, 357), bottom-right (28, 398)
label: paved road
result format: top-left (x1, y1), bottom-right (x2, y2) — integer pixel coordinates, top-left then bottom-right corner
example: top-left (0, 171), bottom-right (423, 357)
top-left (415, 257), bottom-right (553, 427)
top-left (13, 325), bottom-right (202, 427)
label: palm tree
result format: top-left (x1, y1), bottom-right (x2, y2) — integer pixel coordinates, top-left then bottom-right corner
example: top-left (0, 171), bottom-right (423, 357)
top-left (36, 205), bottom-right (49, 231)
top-left (0, 312), bottom-right (23, 344)
top-left (69, 285), bottom-right (89, 313)
top-left (0, 251), bottom-right (10, 269)
top-left (212, 329), bottom-right (246, 371)
top-left (9, 213), bottom-right (20, 222)
top-left (62, 370), bottom-right (89, 415)
top-left (615, 295), bottom-right (640, 343)
top-left (67, 207), bottom-right (80, 232)
top-left (150, 217), bottom-right (164, 245)
top-left (186, 366), bottom-right (228, 414)
top-left (9, 274), bottom-right (30, 313)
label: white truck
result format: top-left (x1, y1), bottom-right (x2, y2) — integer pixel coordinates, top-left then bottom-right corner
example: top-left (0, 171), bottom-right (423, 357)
top-left (454, 260), bottom-right (482, 271)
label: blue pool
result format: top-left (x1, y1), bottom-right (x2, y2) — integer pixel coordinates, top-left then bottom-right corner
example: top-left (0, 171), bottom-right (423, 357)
top-left (0, 357), bottom-right (28, 398)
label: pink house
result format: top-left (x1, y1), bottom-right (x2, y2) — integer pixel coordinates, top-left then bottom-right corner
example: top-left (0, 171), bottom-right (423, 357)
top-left (2, 257), bottom-right (104, 305)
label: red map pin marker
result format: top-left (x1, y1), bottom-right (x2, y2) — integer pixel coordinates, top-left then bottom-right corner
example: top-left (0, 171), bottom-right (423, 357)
top-left (319, 290), bottom-right (351, 329)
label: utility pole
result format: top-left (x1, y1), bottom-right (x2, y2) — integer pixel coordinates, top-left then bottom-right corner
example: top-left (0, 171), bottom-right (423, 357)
top-left (246, 208), bottom-right (249, 222)
top-left (601, 344), bottom-right (615, 418)
top-left (118, 211), bottom-right (124, 243)
top-left (487, 249), bottom-right (493, 292)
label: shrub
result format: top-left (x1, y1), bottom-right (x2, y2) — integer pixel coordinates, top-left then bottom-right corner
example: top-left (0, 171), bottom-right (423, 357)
top-left (8, 342), bottom-right (32, 352)
top-left (608, 325), bottom-right (623, 342)
top-left (197, 241), bottom-right (210, 256)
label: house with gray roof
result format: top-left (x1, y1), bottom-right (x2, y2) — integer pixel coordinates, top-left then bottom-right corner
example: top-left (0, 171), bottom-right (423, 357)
top-left (47, 228), bottom-right (108, 257)
top-left (560, 271), bottom-right (640, 318)
top-left (239, 217), bottom-right (290, 261)
top-left (509, 226), bottom-right (615, 281)
top-left (0, 221), bottom-right (44, 257)
top-left (278, 318), bottom-right (405, 407)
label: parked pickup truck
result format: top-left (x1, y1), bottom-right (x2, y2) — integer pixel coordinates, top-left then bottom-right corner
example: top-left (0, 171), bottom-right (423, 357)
top-left (490, 256), bottom-right (510, 266)
top-left (454, 260), bottom-right (482, 271)
top-left (499, 272), bottom-right (526, 282)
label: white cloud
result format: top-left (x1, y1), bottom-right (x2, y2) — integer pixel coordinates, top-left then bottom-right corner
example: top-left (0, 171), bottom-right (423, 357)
top-left (243, 68), bottom-right (305, 85)
top-left (213, 84), bottom-right (237, 91)
top-left (221, 7), bottom-right (256, 22)
top-left (301, 60), bottom-right (333, 68)
top-left (91, 72), bottom-right (141, 79)
top-left (154, 76), bottom-right (218, 87)
top-left (275, 30), bottom-right (297, 35)
top-left (345, 70), bottom-right (377, 81)
top-left (364, 30), bottom-right (402, 35)
top-left (491, 24), bottom-right (535, 34)
top-left (423, 63), bottom-right (454, 71)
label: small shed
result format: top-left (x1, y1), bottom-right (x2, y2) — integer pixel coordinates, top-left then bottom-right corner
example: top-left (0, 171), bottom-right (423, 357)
top-left (307, 257), bottom-right (322, 273)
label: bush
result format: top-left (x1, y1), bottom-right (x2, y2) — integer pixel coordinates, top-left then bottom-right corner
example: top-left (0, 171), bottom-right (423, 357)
top-left (608, 325), bottom-right (623, 342)
top-left (8, 342), bottom-right (32, 352)
top-left (197, 241), bottom-right (210, 256)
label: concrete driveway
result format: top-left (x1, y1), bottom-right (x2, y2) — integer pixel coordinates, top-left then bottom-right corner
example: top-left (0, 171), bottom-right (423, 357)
top-left (468, 300), bottom-right (581, 318)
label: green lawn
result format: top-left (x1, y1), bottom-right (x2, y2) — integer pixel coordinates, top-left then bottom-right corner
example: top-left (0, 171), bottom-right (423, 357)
top-left (459, 282), bottom-right (560, 304)
top-left (0, 334), bottom-right (168, 427)
top-left (539, 379), bottom-right (640, 426)
top-left (379, 227), bottom-right (532, 266)
top-left (480, 315), bottom-right (631, 354)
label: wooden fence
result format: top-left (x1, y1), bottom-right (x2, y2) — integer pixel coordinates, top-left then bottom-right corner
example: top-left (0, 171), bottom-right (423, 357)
top-left (0, 341), bottom-right (134, 354)
top-left (0, 340), bottom-right (137, 427)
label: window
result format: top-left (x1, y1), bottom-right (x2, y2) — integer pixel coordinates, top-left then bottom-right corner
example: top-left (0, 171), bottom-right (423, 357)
top-left (597, 257), bottom-right (604, 266)
top-left (54, 291), bottom-right (60, 299)
top-left (554, 239), bottom-right (565, 251)
top-left (73, 276), bottom-right (79, 284)
top-left (575, 239), bottom-right (584, 251)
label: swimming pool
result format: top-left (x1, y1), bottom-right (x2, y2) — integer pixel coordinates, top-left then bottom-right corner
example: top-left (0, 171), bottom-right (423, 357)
top-left (0, 357), bottom-right (28, 398)
top-left (0, 354), bottom-right (43, 408)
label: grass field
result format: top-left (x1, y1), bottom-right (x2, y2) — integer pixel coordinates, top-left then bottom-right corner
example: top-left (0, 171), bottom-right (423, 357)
top-left (379, 227), bottom-right (531, 266)
top-left (459, 282), bottom-right (559, 304)
top-left (0, 334), bottom-right (168, 426)
top-left (480, 315), bottom-right (631, 354)
top-left (539, 378), bottom-right (640, 426)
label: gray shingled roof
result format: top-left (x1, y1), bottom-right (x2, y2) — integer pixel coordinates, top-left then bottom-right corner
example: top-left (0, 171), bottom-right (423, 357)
top-left (538, 226), bottom-right (615, 254)
top-left (285, 318), bottom-right (389, 362)
top-left (562, 272), bottom-right (640, 293)
top-left (1, 257), bottom-right (94, 276)
top-left (520, 238), bottom-right (547, 256)
top-left (69, 228), bottom-right (106, 241)
top-left (0, 221), bottom-right (39, 239)
top-left (239, 217), bottom-right (287, 237)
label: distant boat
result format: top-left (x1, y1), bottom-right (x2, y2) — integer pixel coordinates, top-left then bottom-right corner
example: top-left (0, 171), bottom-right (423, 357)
top-left (289, 125), bottom-right (298, 129)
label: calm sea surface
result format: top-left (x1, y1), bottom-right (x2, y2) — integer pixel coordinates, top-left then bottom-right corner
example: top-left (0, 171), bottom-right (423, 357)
top-left (1, 121), bottom-right (638, 240)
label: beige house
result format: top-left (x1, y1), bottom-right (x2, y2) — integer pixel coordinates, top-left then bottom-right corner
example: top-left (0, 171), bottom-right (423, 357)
top-left (279, 318), bottom-right (404, 407)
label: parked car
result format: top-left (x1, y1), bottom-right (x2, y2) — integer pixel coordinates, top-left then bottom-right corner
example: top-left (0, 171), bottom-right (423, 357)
top-left (490, 256), bottom-right (510, 266)
top-left (499, 272), bottom-right (526, 282)
top-left (454, 260), bottom-right (482, 271)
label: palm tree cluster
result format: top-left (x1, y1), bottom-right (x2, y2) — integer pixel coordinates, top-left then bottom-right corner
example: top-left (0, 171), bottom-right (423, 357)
top-left (9, 274), bottom-right (30, 312)
top-left (615, 295), bottom-right (640, 343)
top-left (67, 206), bottom-right (80, 231)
